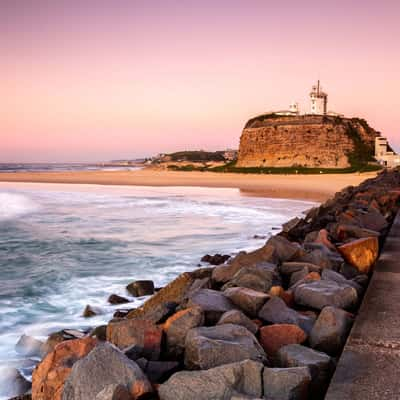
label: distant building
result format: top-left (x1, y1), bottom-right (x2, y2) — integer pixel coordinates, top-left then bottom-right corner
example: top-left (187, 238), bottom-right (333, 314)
top-left (375, 136), bottom-right (400, 168)
top-left (223, 149), bottom-right (238, 161)
top-left (375, 137), bottom-right (388, 158)
top-left (310, 80), bottom-right (328, 115)
top-left (289, 102), bottom-right (299, 114)
top-left (271, 102), bottom-right (300, 116)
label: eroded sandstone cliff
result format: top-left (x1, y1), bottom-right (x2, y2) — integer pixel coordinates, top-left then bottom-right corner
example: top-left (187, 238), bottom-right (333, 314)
top-left (237, 115), bottom-right (378, 169)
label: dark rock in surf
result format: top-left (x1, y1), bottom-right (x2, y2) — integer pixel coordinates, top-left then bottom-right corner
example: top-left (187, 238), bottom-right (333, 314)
top-left (201, 254), bottom-right (230, 265)
top-left (107, 294), bottom-right (130, 305)
top-left (126, 280), bottom-right (155, 297)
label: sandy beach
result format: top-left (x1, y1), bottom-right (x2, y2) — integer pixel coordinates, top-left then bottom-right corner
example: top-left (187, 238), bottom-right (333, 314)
top-left (0, 169), bottom-right (377, 202)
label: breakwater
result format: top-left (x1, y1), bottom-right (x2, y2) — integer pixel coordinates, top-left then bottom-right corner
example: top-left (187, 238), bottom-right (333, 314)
top-left (4, 169), bottom-right (400, 400)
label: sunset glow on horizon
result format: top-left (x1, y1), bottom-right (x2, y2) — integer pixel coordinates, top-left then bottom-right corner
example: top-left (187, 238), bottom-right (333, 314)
top-left (2, 0), bottom-right (400, 162)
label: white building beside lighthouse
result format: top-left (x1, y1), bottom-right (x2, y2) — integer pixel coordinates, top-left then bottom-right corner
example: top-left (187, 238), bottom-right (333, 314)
top-left (310, 80), bottom-right (328, 115)
top-left (375, 136), bottom-right (400, 168)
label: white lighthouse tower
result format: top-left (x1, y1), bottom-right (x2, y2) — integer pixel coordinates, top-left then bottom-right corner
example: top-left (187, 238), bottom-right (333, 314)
top-left (309, 80), bottom-right (328, 115)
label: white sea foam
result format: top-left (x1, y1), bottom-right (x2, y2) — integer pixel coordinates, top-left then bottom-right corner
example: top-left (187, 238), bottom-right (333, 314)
top-left (0, 183), bottom-right (317, 394)
top-left (0, 192), bottom-right (39, 220)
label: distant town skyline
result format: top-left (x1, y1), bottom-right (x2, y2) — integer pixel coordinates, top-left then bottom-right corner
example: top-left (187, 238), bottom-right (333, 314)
top-left (2, 0), bottom-right (399, 162)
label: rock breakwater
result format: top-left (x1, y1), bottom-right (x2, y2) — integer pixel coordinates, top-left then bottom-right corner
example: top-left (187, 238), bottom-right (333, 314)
top-left (6, 169), bottom-right (400, 400)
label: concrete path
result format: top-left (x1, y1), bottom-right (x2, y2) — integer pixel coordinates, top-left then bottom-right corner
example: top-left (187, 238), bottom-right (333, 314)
top-left (325, 212), bottom-right (400, 399)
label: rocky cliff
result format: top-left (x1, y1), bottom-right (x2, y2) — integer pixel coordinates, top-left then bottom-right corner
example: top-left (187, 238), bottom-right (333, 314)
top-left (237, 115), bottom-right (379, 169)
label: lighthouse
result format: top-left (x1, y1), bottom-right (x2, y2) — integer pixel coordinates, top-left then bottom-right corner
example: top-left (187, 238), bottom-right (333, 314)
top-left (309, 80), bottom-right (328, 115)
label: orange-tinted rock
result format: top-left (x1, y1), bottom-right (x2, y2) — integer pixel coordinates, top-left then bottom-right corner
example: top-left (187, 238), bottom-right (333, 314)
top-left (32, 337), bottom-right (97, 400)
top-left (269, 286), bottom-right (284, 297)
top-left (270, 286), bottom-right (294, 307)
top-left (107, 319), bottom-right (162, 360)
top-left (304, 272), bottom-right (321, 281)
top-left (129, 379), bottom-right (153, 399)
top-left (315, 229), bottom-right (336, 251)
top-left (224, 287), bottom-right (269, 317)
top-left (259, 324), bottom-right (307, 358)
top-left (41, 330), bottom-right (86, 356)
top-left (337, 237), bottom-right (379, 274)
top-left (127, 269), bottom-right (211, 322)
top-left (163, 307), bottom-right (204, 355)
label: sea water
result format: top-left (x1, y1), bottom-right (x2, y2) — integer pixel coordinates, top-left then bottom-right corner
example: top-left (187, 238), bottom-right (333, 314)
top-left (0, 182), bottom-right (315, 386)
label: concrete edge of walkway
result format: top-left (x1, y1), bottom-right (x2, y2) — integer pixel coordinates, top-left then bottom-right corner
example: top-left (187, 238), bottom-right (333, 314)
top-left (325, 211), bottom-right (400, 399)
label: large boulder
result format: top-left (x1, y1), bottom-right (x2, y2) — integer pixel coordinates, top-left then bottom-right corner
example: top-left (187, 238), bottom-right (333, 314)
top-left (186, 277), bottom-right (212, 297)
top-left (337, 237), bottom-right (379, 274)
top-left (223, 287), bottom-right (269, 317)
top-left (212, 241), bottom-right (278, 284)
top-left (356, 208), bottom-right (388, 232)
top-left (158, 360), bottom-right (263, 400)
top-left (211, 233), bottom-right (300, 285)
top-left (280, 262), bottom-right (321, 276)
top-left (258, 297), bottom-right (315, 334)
top-left (334, 224), bottom-right (380, 241)
top-left (266, 236), bottom-right (305, 262)
top-left (321, 268), bottom-right (363, 295)
top-left (299, 245), bottom-right (343, 270)
top-left (263, 367), bottom-right (311, 400)
top-left (259, 324), bottom-right (307, 359)
top-left (106, 319), bottom-right (162, 360)
top-left (221, 263), bottom-right (279, 293)
top-left (184, 324), bottom-right (266, 369)
top-left (217, 310), bottom-right (258, 335)
top-left (127, 269), bottom-right (212, 322)
top-left (163, 306), bottom-right (204, 356)
top-left (62, 343), bottom-right (153, 400)
top-left (0, 367), bottom-right (31, 398)
top-left (277, 344), bottom-right (333, 399)
top-left (294, 280), bottom-right (358, 311)
top-left (41, 329), bottom-right (86, 355)
top-left (32, 337), bottom-right (97, 400)
top-left (186, 289), bottom-right (237, 324)
top-left (309, 306), bottom-right (353, 355)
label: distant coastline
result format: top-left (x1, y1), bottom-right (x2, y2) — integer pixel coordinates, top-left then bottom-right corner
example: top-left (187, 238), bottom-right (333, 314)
top-left (0, 162), bottom-right (143, 173)
top-left (0, 169), bottom-right (377, 202)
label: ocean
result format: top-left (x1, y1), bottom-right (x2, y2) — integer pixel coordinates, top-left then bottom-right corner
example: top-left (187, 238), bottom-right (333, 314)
top-left (0, 163), bottom-right (141, 173)
top-left (0, 182), bottom-right (315, 390)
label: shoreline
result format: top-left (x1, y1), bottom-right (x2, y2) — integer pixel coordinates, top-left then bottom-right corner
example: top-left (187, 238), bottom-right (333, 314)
top-left (0, 169), bottom-right (377, 202)
top-left (3, 169), bottom-right (400, 399)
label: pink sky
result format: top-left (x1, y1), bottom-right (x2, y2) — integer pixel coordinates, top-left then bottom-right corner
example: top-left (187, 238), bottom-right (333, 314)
top-left (1, 0), bottom-right (399, 162)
